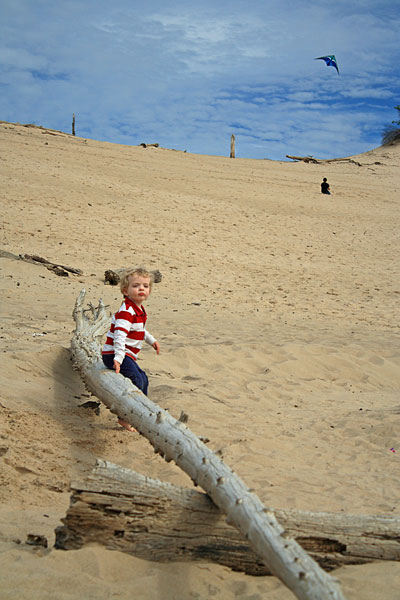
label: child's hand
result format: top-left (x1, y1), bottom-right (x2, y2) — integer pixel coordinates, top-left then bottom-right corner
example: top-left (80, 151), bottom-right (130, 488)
top-left (152, 341), bottom-right (160, 355)
top-left (113, 360), bottom-right (121, 373)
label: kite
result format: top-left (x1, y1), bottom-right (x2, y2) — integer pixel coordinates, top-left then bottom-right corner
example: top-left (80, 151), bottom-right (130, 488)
top-left (314, 55), bottom-right (339, 74)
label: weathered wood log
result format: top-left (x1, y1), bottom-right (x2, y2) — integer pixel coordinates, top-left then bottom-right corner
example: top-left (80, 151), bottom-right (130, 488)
top-left (104, 268), bottom-right (162, 286)
top-left (19, 253), bottom-right (83, 275)
top-left (56, 461), bottom-right (400, 575)
top-left (286, 155), bottom-right (320, 164)
top-left (70, 290), bottom-right (346, 600)
top-left (286, 155), bottom-right (362, 166)
top-left (0, 250), bottom-right (82, 275)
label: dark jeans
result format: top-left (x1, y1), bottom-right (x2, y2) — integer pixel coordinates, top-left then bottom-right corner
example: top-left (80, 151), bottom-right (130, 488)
top-left (102, 354), bottom-right (149, 395)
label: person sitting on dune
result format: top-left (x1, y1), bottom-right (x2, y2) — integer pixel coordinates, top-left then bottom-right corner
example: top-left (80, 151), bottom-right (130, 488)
top-left (321, 177), bottom-right (331, 194)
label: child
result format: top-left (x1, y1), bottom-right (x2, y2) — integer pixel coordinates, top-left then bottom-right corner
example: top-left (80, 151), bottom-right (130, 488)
top-left (321, 177), bottom-right (331, 194)
top-left (102, 267), bottom-right (160, 431)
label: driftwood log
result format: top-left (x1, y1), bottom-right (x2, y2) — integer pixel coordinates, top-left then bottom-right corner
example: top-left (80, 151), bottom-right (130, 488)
top-left (0, 250), bottom-right (82, 276)
top-left (286, 155), bottom-right (362, 166)
top-left (104, 268), bottom-right (162, 286)
top-left (56, 461), bottom-right (400, 575)
top-left (0, 250), bottom-right (83, 276)
top-left (70, 290), bottom-right (346, 600)
top-left (19, 253), bottom-right (83, 276)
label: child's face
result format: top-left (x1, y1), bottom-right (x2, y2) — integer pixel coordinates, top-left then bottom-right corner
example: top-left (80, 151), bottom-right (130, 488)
top-left (123, 274), bottom-right (151, 305)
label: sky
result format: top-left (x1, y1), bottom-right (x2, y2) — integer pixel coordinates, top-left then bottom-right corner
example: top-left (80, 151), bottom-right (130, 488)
top-left (1, 0), bottom-right (399, 160)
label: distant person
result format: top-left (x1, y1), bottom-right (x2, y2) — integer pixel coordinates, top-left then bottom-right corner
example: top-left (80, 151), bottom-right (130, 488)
top-left (102, 267), bottom-right (160, 431)
top-left (321, 177), bottom-right (331, 194)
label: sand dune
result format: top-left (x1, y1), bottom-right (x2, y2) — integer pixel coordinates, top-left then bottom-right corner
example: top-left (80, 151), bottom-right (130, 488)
top-left (1, 122), bottom-right (399, 598)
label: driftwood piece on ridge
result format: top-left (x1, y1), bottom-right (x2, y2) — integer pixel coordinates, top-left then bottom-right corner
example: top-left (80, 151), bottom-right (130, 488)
top-left (286, 155), bottom-right (362, 166)
top-left (70, 290), bottom-right (346, 600)
top-left (104, 268), bottom-right (162, 286)
top-left (56, 460), bottom-right (400, 575)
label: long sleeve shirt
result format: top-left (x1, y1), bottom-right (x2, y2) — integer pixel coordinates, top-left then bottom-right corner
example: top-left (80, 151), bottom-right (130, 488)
top-left (102, 296), bottom-right (156, 364)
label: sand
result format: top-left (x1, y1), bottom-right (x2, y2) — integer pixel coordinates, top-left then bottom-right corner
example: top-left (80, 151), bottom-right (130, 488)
top-left (0, 121), bottom-right (399, 599)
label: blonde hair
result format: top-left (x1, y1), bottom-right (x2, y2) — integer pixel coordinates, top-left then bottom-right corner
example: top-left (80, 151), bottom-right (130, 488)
top-left (120, 267), bottom-right (153, 294)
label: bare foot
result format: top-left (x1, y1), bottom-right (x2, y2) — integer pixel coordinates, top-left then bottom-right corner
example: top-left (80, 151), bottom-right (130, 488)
top-left (118, 418), bottom-right (136, 432)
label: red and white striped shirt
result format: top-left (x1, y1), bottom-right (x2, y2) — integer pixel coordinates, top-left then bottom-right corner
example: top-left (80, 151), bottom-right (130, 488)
top-left (102, 297), bottom-right (156, 364)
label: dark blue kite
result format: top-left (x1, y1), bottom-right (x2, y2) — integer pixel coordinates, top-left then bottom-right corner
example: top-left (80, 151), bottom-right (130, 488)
top-left (315, 55), bottom-right (339, 74)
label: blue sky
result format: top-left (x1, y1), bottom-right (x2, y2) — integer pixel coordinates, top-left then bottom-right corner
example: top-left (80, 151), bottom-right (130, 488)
top-left (1, 0), bottom-right (399, 159)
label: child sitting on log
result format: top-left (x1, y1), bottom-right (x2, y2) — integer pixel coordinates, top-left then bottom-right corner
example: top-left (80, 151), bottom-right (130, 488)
top-left (102, 267), bottom-right (160, 431)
